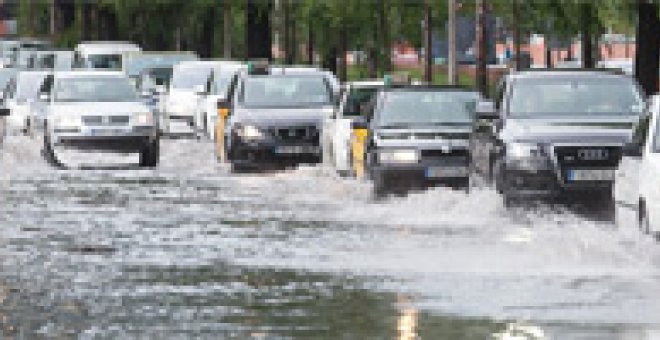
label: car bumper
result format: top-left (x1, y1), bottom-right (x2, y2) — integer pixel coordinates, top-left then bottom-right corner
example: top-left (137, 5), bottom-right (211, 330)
top-left (52, 128), bottom-right (155, 152)
top-left (230, 138), bottom-right (322, 166)
top-left (501, 168), bottom-right (613, 199)
top-left (371, 163), bottom-right (470, 189)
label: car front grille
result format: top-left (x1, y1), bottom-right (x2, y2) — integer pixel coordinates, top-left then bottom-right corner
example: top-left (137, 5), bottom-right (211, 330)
top-left (82, 115), bottom-right (130, 126)
top-left (271, 125), bottom-right (320, 143)
top-left (554, 145), bottom-right (622, 180)
top-left (420, 148), bottom-right (469, 165)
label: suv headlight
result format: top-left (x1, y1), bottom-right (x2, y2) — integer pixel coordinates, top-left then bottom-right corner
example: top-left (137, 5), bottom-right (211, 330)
top-left (55, 115), bottom-right (80, 128)
top-left (236, 124), bottom-right (265, 140)
top-left (378, 149), bottom-right (419, 164)
top-left (134, 112), bottom-right (153, 126)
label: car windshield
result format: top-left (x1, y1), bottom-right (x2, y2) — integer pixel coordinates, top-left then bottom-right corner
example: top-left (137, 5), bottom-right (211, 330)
top-left (343, 87), bottom-right (379, 117)
top-left (16, 73), bottom-right (47, 102)
top-left (509, 77), bottom-right (644, 117)
top-left (54, 77), bottom-right (138, 102)
top-left (144, 68), bottom-right (173, 87)
top-left (377, 90), bottom-right (480, 126)
top-left (171, 67), bottom-right (211, 90)
top-left (87, 54), bottom-right (123, 69)
top-left (0, 71), bottom-right (15, 89)
top-left (212, 69), bottom-right (240, 96)
top-left (240, 75), bottom-right (331, 107)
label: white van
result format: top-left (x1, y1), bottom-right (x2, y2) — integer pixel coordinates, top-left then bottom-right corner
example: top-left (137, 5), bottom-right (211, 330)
top-left (74, 41), bottom-right (141, 70)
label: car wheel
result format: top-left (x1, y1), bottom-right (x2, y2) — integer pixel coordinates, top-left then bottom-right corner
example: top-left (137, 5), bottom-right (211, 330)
top-left (140, 138), bottom-right (160, 167)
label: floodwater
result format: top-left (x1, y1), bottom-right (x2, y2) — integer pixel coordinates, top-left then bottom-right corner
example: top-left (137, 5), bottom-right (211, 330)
top-left (1, 136), bottom-right (660, 339)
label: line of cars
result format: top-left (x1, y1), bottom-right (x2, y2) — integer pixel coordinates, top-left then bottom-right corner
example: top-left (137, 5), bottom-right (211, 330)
top-left (0, 37), bottom-right (657, 237)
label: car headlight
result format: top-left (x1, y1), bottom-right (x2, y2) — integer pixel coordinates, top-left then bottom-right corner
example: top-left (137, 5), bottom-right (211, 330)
top-left (506, 142), bottom-right (544, 159)
top-left (55, 115), bottom-right (80, 128)
top-left (236, 124), bottom-right (265, 140)
top-left (378, 149), bottom-right (419, 164)
top-left (134, 112), bottom-right (153, 126)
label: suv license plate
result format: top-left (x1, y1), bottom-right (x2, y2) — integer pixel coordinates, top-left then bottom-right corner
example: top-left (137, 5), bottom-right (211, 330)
top-left (567, 169), bottom-right (614, 182)
top-left (425, 166), bottom-right (468, 178)
top-left (275, 146), bottom-right (318, 154)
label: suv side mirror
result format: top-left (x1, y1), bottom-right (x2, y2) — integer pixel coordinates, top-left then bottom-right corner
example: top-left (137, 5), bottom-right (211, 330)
top-left (623, 141), bottom-right (643, 158)
top-left (475, 100), bottom-right (498, 120)
top-left (39, 93), bottom-right (50, 102)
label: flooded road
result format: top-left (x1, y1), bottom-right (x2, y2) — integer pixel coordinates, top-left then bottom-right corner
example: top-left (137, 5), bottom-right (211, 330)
top-left (2, 136), bottom-right (660, 338)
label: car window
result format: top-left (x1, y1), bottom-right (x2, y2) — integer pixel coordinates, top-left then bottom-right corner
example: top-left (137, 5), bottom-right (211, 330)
top-left (376, 90), bottom-right (480, 126)
top-left (239, 75), bottom-right (331, 107)
top-left (342, 87), bottom-right (378, 118)
top-left (171, 66), bottom-right (212, 90)
top-left (87, 54), bottom-right (123, 69)
top-left (54, 77), bottom-right (138, 102)
top-left (509, 77), bottom-right (644, 117)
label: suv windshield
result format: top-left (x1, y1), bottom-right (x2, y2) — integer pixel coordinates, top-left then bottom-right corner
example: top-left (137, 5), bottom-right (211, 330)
top-left (509, 77), bottom-right (644, 117)
top-left (87, 54), bottom-right (122, 69)
top-left (240, 75), bottom-right (331, 107)
top-left (54, 77), bottom-right (138, 102)
top-left (171, 67), bottom-right (211, 90)
top-left (343, 87), bottom-right (379, 117)
top-left (377, 90), bottom-right (480, 126)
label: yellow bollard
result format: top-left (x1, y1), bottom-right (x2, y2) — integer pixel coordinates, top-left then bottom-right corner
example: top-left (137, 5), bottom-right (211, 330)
top-left (351, 128), bottom-right (368, 178)
top-left (215, 108), bottom-right (230, 162)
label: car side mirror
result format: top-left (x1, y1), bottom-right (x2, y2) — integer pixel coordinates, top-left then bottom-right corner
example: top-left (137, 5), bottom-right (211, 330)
top-left (351, 117), bottom-right (368, 130)
top-left (623, 141), bottom-right (643, 158)
top-left (0, 107), bottom-right (9, 116)
top-left (475, 100), bottom-right (498, 120)
top-left (39, 93), bottom-right (50, 102)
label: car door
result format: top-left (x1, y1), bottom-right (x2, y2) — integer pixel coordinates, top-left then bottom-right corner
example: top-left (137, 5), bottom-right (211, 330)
top-left (332, 90), bottom-right (353, 173)
top-left (31, 74), bottom-right (53, 136)
top-left (637, 96), bottom-right (660, 231)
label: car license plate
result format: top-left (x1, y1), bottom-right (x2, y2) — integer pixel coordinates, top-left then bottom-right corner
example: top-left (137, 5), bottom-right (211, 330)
top-left (425, 166), bottom-right (468, 178)
top-left (90, 129), bottom-right (125, 136)
top-left (275, 146), bottom-right (319, 154)
top-left (566, 169), bottom-right (615, 181)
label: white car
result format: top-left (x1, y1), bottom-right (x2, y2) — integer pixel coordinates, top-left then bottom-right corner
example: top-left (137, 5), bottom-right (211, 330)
top-left (192, 61), bottom-right (245, 139)
top-left (163, 60), bottom-right (230, 136)
top-left (36, 71), bottom-right (158, 167)
top-left (616, 94), bottom-right (660, 236)
top-left (2, 70), bottom-right (49, 135)
top-left (0, 106), bottom-right (8, 147)
top-left (74, 41), bottom-right (141, 70)
top-left (322, 80), bottom-right (383, 175)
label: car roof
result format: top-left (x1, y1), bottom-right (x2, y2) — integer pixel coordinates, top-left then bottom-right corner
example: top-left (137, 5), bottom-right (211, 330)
top-left (176, 60), bottom-right (244, 69)
top-left (383, 84), bottom-right (477, 92)
top-left (75, 42), bottom-right (141, 54)
top-left (346, 80), bottom-right (385, 88)
top-left (54, 70), bottom-right (126, 79)
top-left (509, 69), bottom-right (628, 80)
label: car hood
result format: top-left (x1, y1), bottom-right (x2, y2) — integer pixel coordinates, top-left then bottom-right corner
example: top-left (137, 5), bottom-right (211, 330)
top-left (166, 89), bottom-right (198, 109)
top-left (232, 106), bottom-right (333, 127)
top-left (50, 101), bottom-right (150, 116)
top-left (500, 116), bottom-right (639, 145)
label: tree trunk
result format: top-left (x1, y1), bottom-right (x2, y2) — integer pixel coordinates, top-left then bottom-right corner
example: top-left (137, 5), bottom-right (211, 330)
top-left (448, 0), bottom-right (458, 84)
top-left (635, 0), bottom-right (660, 95)
top-left (246, 0), bottom-right (272, 60)
top-left (423, 0), bottom-right (432, 83)
top-left (200, 5), bottom-right (216, 58)
top-left (307, 13), bottom-right (314, 64)
top-left (475, 0), bottom-right (488, 95)
top-left (223, 0), bottom-right (232, 59)
top-left (339, 21), bottom-right (348, 82)
top-left (580, 2), bottom-right (594, 68)
top-left (512, 0), bottom-right (521, 70)
top-left (322, 46), bottom-right (338, 76)
top-left (290, 1), bottom-right (297, 64)
top-left (379, 0), bottom-right (391, 73)
top-left (50, 0), bottom-right (57, 38)
top-left (283, 0), bottom-right (292, 64)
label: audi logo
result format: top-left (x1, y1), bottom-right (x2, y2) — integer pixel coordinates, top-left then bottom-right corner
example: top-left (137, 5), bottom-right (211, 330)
top-left (576, 149), bottom-right (609, 161)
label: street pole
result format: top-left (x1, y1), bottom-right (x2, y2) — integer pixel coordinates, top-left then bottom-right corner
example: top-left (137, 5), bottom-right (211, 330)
top-left (475, 0), bottom-right (488, 95)
top-left (423, 0), bottom-right (433, 83)
top-left (448, 0), bottom-right (458, 85)
top-left (512, 0), bottom-right (521, 70)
